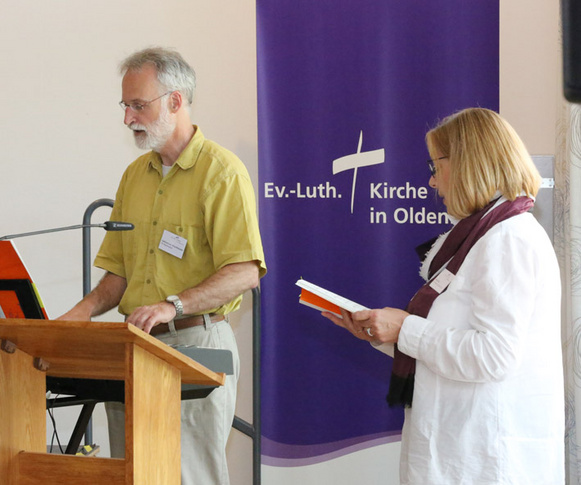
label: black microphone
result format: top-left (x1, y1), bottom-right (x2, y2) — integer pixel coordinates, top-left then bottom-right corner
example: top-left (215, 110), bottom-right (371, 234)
top-left (0, 221), bottom-right (134, 241)
top-left (102, 221), bottom-right (134, 231)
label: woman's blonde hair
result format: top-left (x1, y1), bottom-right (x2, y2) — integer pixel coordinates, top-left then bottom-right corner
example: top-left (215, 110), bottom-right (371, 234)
top-left (425, 108), bottom-right (541, 219)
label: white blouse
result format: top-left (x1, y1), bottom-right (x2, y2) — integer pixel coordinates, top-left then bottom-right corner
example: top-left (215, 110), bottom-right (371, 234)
top-left (375, 212), bottom-right (564, 484)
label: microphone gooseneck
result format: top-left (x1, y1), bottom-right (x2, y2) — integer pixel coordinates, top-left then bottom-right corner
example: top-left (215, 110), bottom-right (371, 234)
top-left (0, 222), bottom-right (134, 241)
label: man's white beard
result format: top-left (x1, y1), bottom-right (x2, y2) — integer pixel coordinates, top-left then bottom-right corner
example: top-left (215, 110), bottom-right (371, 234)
top-left (129, 104), bottom-right (175, 152)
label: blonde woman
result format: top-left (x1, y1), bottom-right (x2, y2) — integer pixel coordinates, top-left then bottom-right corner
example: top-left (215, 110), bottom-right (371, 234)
top-left (324, 108), bottom-right (564, 484)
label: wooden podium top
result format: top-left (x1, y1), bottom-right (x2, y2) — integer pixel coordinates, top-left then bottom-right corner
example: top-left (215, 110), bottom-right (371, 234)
top-left (0, 318), bottom-right (226, 387)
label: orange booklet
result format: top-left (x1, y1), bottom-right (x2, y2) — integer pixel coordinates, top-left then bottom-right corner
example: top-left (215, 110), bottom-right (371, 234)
top-left (296, 279), bottom-right (367, 317)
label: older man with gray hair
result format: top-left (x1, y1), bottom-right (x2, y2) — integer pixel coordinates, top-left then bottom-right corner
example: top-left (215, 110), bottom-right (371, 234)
top-left (60, 46), bottom-right (266, 484)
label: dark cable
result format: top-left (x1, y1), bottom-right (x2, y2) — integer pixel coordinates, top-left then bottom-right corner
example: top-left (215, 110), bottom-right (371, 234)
top-left (46, 395), bottom-right (65, 454)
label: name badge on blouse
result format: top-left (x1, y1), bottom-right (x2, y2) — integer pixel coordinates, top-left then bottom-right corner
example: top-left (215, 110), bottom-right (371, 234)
top-left (159, 230), bottom-right (188, 259)
top-left (429, 268), bottom-right (455, 294)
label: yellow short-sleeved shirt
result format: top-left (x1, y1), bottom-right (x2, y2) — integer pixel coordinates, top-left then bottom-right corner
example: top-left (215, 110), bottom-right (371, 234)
top-left (94, 126), bottom-right (266, 316)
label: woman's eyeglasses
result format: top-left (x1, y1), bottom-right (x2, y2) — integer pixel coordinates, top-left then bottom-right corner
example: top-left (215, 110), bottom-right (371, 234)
top-left (427, 156), bottom-right (447, 176)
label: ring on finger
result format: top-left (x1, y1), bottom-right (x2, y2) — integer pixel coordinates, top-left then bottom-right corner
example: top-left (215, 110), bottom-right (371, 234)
top-left (365, 327), bottom-right (374, 337)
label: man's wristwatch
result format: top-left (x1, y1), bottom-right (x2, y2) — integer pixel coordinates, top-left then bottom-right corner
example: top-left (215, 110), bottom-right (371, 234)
top-left (165, 295), bottom-right (184, 318)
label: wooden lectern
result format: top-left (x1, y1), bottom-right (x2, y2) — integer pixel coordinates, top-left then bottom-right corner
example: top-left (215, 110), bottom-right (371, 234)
top-left (0, 318), bottom-right (226, 485)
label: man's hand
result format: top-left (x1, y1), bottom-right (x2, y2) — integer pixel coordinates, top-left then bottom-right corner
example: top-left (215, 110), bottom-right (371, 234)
top-left (126, 301), bottom-right (176, 334)
top-left (124, 261), bottom-right (261, 334)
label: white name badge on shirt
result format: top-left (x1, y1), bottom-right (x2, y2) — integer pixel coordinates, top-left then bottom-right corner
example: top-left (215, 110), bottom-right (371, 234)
top-left (159, 230), bottom-right (188, 259)
top-left (429, 268), bottom-right (455, 294)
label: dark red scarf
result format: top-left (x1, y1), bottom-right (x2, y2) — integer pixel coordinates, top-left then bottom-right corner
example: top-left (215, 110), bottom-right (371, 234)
top-left (386, 196), bottom-right (535, 407)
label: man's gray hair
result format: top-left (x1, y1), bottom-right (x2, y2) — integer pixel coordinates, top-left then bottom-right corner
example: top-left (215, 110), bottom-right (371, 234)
top-left (120, 47), bottom-right (196, 105)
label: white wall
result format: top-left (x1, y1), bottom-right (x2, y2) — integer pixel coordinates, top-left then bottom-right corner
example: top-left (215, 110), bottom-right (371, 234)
top-left (1, 0), bottom-right (561, 483)
top-left (500, 0), bottom-right (561, 154)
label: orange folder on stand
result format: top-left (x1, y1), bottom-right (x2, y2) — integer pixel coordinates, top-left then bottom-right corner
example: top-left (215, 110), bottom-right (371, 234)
top-left (0, 240), bottom-right (48, 319)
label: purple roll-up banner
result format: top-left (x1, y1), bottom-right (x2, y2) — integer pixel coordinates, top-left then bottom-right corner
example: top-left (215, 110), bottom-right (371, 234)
top-left (257, 0), bottom-right (499, 477)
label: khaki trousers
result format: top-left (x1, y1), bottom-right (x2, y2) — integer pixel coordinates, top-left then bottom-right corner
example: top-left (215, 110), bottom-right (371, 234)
top-left (105, 319), bottom-right (240, 485)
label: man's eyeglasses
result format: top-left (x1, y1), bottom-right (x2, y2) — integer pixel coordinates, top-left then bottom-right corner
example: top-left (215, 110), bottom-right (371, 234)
top-left (427, 156), bottom-right (447, 176)
top-left (119, 91), bottom-right (172, 112)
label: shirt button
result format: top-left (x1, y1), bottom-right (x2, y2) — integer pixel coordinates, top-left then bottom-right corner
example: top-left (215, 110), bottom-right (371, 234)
top-left (158, 190), bottom-right (163, 195)
top-left (153, 221), bottom-right (158, 226)
top-left (146, 279), bottom-right (151, 284)
top-left (149, 249), bottom-right (154, 254)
